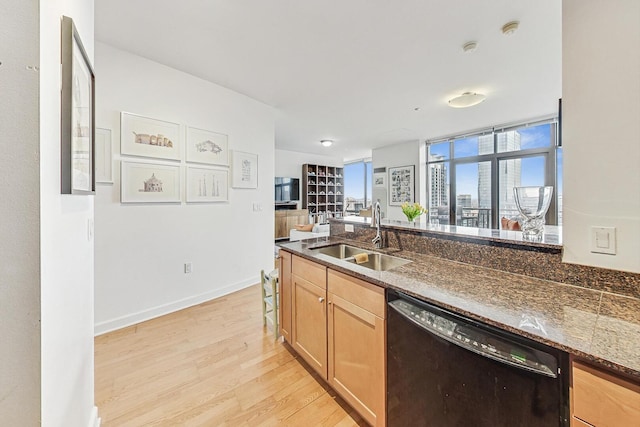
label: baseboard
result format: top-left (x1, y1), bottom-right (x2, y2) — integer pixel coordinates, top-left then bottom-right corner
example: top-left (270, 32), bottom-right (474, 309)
top-left (94, 279), bottom-right (256, 336)
top-left (88, 406), bottom-right (100, 427)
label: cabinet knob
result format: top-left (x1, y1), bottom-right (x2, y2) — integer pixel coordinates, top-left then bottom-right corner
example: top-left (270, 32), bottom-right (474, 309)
top-left (318, 297), bottom-right (325, 303)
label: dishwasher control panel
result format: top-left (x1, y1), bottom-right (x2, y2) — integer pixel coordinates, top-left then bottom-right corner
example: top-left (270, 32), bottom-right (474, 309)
top-left (389, 298), bottom-right (558, 378)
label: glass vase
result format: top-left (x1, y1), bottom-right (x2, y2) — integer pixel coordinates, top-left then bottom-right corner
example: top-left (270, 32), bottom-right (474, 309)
top-left (513, 186), bottom-right (553, 242)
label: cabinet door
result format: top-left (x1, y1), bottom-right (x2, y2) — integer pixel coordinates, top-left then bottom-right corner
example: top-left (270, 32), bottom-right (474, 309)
top-left (278, 250), bottom-right (292, 342)
top-left (291, 275), bottom-right (327, 378)
top-left (328, 269), bottom-right (386, 426)
top-left (571, 417), bottom-right (594, 427)
top-left (274, 212), bottom-right (288, 239)
top-left (572, 361), bottom-right (640, 427)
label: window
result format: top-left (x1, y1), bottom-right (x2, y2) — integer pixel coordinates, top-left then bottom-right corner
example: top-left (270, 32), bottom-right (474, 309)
top-left (344, 160), bottom-right (372, 215)
top-left (427, 119), bottom-right (561, 229)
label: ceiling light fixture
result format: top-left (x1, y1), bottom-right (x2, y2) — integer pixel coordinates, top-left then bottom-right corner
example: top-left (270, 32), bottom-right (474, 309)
top-left (462, 41), bottom-right (477, 53)
top-left (448, 92), bottom-right (486, 108)
top-left (502, 21), bottom-right (519, 36)
top-left (320, 139), bottom-right (333, 147)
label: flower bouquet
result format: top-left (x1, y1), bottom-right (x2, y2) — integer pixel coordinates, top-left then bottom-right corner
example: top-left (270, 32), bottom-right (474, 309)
top-left (401, 202), bottom-right (427, 222)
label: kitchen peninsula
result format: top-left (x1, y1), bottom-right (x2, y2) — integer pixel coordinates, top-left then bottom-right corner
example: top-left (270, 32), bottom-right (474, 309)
top-left (278, 217), bottom-right (640, 426)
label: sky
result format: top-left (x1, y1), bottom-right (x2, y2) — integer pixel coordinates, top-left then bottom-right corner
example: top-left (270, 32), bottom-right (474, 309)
top-left (429, 123), bottom-right (563, 199)
top-left (342, 123), bottom-right (563, 205)
top-left (344, 161), bottom-right (372, 201)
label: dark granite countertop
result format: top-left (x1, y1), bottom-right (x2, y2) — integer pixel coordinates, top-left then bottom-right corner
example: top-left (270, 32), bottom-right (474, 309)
top-left (279, 237), bottom-right (640, 380)
top-left (338, 216), bottom-right (563, 248)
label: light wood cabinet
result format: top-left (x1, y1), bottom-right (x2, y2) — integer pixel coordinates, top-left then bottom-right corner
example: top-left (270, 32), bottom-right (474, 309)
top-left (571, 416), bottom-right (593, 427)
top-left (275, 209), bottom-right (308, 240)
top-left (328, 269), bottom-right (386, 427)
top-left (285, 255), bottom-right (387, 426)
top-left (278, 250), bottom-right (292, 342)
top-left (291, 255), bottom-right (328, 378)
top-left (571, 360), bottom-right (640, 427)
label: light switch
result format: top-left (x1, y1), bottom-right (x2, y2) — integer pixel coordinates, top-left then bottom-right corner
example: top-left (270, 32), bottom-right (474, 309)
top-left (590, 226), bottom-right (616, 255)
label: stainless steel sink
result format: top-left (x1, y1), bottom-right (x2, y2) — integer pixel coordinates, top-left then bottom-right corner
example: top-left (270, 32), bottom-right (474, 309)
top-left (315, 244), bottom-right (372, 259)
top-left (314, 244), bottom-right (411, 271)
top-left (345, 252), bottom-right (411, 271)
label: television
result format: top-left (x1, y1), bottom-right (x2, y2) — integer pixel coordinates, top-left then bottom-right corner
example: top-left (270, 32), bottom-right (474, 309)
top-left (275, 177), bottom-right (300, 202)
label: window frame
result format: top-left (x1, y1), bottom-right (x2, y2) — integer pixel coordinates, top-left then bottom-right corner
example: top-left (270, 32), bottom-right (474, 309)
top-left (343, 159), bottom-right (373, 215)
top-left (427, 117), bottom-right (560, 229)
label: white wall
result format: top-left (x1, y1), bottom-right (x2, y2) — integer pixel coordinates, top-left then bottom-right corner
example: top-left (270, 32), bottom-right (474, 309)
top-left (94, 43), bottom-right (275, 334)
top-left (0, 1), bottom-right (41, 425)
top-left (275, 148), bottom-right (343, 208)
top-left (372, 140), bottom-right (426, 221)
top-left (562, 0), bottom-right (640, 273)
top-left (39, 1), bottom-right (97, 426)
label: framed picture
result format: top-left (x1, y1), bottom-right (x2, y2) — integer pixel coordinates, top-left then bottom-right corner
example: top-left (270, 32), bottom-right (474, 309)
top-left (95, 128), bottom-right (113, 184)
top-left (121, 112), bottom-right (181, 161)
top-left (373, 172), bottom-right (385, 188)
top-left (61, 16), bottom-right (95, 195)
top-left (231, 150), bottom-right (258, 189)
top-left (389, 165), bottom-right (415, 205)
top-left (121, 161), bottom-right (181, 203)
top-left (186, 126), bottom-right (229, 166)
top-left (186, 166), bottom-right (229, 203)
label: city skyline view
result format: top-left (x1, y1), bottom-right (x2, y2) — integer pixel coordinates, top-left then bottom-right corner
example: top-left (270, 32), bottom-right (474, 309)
top-left (341, 122), bottom-right (563, 226)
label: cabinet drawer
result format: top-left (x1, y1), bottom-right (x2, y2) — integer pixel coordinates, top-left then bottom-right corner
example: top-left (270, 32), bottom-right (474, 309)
top-left (572, 361), bottom-right (640, 426)
top-left (328, 269), bottom-right (385, 318)
top-left (292, 255), bottom-right (327, 289)
top-left (571, 416), bottom-right (593, 427)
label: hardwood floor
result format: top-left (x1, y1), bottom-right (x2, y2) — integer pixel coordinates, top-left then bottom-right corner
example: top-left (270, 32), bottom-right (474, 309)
top-left (95, 285), bottom-right (368, 426)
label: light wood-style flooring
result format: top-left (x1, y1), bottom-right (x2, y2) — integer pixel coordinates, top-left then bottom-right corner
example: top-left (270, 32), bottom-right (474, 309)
top-left (95, 285), bottom-right (367, 426)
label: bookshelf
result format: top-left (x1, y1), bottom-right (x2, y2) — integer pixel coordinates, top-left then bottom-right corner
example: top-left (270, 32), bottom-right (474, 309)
top-left (302, 164), bottom-right (344, 221)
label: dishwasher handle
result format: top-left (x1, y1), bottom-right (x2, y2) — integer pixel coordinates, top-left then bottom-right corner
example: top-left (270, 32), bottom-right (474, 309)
top-left (388, 298), bottom-right (558, 378)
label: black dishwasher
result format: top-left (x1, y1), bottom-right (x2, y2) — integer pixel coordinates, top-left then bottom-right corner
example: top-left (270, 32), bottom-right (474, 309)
top-left (387, 290), bottom-right (569, 427)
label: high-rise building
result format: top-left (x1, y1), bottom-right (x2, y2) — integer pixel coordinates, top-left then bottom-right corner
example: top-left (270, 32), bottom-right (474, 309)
top-left (428, 155), bottom-right (448, 209)
top-left (478, 132), bottom-right (522, 216)
top-left (457, 194), bottom-right (472, 208)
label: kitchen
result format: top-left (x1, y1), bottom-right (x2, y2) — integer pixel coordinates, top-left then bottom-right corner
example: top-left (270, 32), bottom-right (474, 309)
top-left (2, 1), bottom-right (639, 426)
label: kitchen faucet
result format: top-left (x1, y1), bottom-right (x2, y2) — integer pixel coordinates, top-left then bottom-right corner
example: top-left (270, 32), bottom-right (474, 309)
top-left (371, 201), bottom-right (382, 249)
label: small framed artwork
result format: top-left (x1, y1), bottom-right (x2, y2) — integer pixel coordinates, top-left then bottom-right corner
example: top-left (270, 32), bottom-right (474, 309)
top-left (389, 165), bottom-right (415, 205)
top-left (121, 112), bottom-right (181, 161)
top-left (186, 126), bottom-right (229, 166)
top-left (61, 16), bottom-right (95, 195)
top-left (95, 128), bottom-right (113, 184)
top-left (231, 150), bottom-right (258, 189)
top-left (121, 161), bottom-right (181, 203)
top-left (373, 172), bottom-right (385, 188)
top-left (186, 166), bottom-right (229, 203)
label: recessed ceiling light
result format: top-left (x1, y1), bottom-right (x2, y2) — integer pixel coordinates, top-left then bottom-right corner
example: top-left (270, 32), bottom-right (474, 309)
top-left (448, 92), bottom-right (486, 108)
top-left (462, 41), bottom-right (478, 53)
top-left (502, 21), bottom-right (519, 36)
top-left (320, 139), bottom-right (333, 147)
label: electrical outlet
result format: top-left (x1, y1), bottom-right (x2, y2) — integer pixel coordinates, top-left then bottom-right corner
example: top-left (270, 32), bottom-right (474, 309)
top-left (345, 224), bottom-right (354, 232)
top-left (184, 262), bottom-right (193, 274)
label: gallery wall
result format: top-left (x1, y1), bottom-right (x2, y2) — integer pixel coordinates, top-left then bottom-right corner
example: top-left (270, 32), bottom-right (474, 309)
top-left (0, 0), bottom-right (40, 425)
top-left (562, 0), bottom-right (640, 273)
top-left (40, 1), bottom-right (98, 426)
top-left (94, 42), bottom-right (275, 334)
